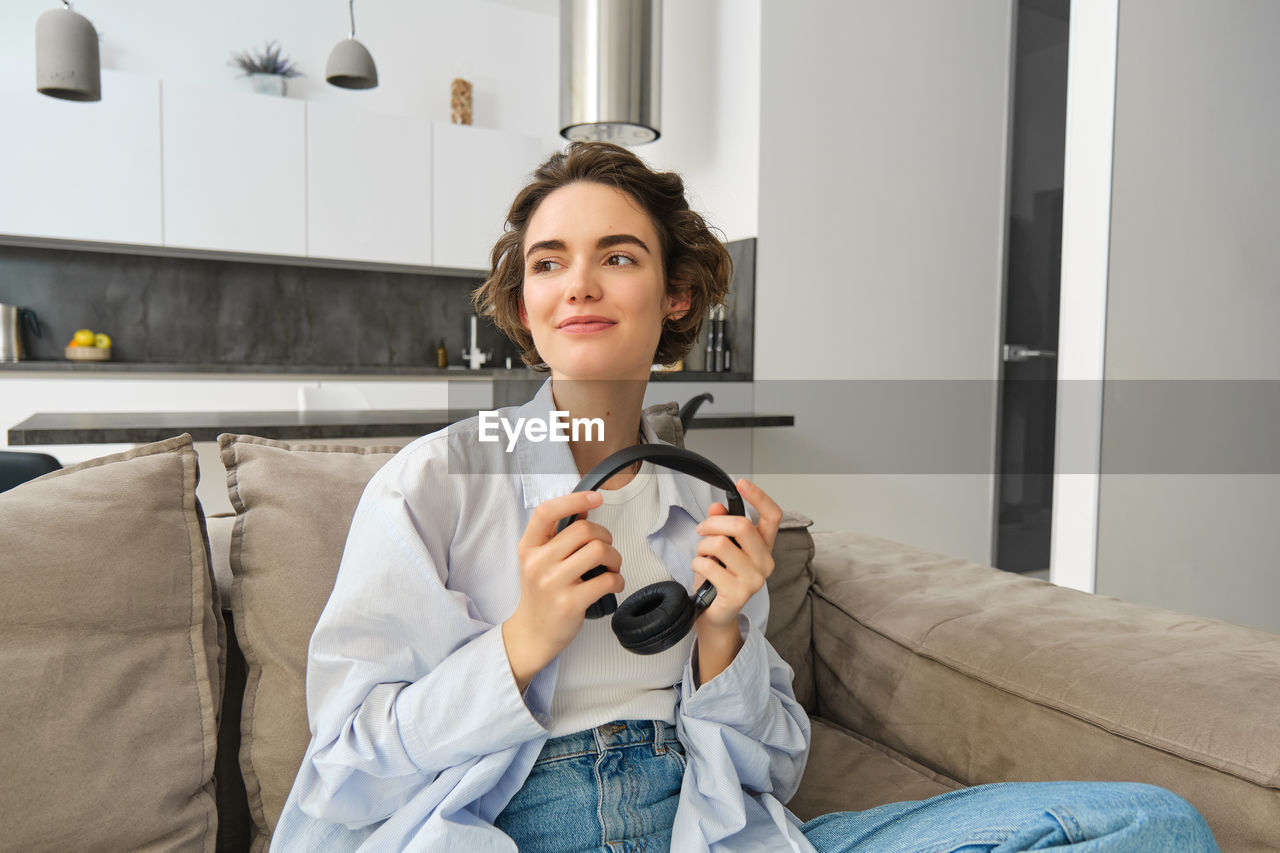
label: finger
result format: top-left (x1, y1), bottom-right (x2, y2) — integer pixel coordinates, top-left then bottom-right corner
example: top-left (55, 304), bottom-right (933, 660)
top-left (691, 555), bottom-right (746, 606)
top-left (696, 515), bottom-right (774, 572)
top-left (706, 502), bottom-right (728, 517)
top-left (696, 534), bottom-right (762, 584)
top-left (573, 564), bottom-right (626, 609)
top-left (556, 540), bottom-right (622, 587)
top-left (522, 490), bottom-right (602, 553)
top-left (544, 518), bottom-right (614, 564)
top-left (737, 478), bottom-right (783, 550)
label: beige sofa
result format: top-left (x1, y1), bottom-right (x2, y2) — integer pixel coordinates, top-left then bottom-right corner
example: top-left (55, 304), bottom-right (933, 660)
top-left (1, 417), bottom-right (1276, 852)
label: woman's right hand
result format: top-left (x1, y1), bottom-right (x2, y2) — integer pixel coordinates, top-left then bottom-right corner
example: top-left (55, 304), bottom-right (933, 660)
top-left (502, 490), bottom-right (624, 692)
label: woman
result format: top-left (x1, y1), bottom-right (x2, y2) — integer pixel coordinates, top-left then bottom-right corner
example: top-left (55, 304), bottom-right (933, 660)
top-left (273, 142), bottom-right (1217, 851)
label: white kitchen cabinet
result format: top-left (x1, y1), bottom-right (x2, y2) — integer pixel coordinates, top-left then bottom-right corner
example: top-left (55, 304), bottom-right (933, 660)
top-left (306, 103), bottom-right (432, 266)
top-left (431, 123), bottom-right (546, 270)
top-left (0, 68), bottom-right (163, 246)
top-left (161, 81), bottom-right (306, 256)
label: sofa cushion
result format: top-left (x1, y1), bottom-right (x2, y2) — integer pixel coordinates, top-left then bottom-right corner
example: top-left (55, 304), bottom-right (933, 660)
top-left (205, 512), bottom-right (236, 604)
top-left (218, 434), bottom-right (407, 850)
top-left (787, 717), bottom-right (961, 820)
top-left (0, 434), bottom-right (223, 852)
top-left (640, 400), bottom-right (684, 446)
top-left (764, 509), bottom-right (817, 712)
top-left (808, 530), bottom-right (1280, 853)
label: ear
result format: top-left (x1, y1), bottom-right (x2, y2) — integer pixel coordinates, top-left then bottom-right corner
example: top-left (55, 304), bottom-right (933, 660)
top-left (518, 295), bottom-right (529, 330)
top-left (664, 274), bottom-right (692, 321)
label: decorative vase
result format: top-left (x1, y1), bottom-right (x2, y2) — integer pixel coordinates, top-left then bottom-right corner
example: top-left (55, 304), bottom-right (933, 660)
top-left (451, 78), bottom-right (473, 125)
top-left (250, 73), bottom-right (286, 96)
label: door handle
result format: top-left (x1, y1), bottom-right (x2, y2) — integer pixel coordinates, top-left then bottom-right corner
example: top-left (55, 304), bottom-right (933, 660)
top-left (1002, 344), bottom-right (1057, 363)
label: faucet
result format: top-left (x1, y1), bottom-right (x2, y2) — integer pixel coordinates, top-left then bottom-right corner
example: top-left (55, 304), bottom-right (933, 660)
top-left (679, 392), bottom-right (715, 430)
top-left (463, 315), bottom-right (490, 370)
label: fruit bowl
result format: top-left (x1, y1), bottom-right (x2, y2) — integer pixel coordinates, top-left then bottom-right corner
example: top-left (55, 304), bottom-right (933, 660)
top-left (65, 346), bottom-right (111, 361)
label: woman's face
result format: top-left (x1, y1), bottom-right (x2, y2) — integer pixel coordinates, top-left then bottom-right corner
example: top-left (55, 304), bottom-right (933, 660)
top-left (520, 181), bottom-right (688, 382)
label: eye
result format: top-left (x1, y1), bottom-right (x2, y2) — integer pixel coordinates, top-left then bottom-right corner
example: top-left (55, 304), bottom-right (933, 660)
top-left (605, 253), bottom-right (636, 266)
top-left (530, 258), bottom-right (562, 274)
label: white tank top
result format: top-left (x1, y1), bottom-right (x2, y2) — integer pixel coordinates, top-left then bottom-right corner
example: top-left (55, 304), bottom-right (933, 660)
top-left (548, 460), bottom-right (694, 736)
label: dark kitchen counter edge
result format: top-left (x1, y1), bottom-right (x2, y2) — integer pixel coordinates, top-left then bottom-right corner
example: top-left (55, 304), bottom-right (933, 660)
top-left (0, 361), bottom-right (750, 381)
top-left (8, 410), bottom-right (793, 446)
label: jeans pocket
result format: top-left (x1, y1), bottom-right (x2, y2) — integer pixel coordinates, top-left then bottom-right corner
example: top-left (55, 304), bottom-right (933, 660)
top-left (666, 744), bottom-right (687, 775)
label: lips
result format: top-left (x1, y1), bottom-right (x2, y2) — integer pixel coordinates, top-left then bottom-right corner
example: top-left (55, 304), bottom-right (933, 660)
top-left (557, 316), bottom-right (616, 333)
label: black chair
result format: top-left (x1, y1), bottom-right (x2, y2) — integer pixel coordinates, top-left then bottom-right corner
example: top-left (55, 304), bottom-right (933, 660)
top-left (0, 450), bottom-right (62, 493)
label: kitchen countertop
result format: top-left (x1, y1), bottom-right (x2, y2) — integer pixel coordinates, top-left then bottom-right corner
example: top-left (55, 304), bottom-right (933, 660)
top-left (7, 409), bottom-right (794, 445)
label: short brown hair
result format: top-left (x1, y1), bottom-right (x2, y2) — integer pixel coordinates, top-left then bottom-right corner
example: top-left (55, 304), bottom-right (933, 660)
top-left (472, 141), bottom-right (731, 371)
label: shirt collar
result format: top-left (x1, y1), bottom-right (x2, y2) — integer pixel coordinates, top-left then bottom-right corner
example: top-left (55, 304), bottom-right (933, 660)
top-left (515, 378), bottom-right (713, 532)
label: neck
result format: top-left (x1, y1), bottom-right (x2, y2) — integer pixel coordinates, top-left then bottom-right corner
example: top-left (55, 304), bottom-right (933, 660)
top-left (550, 375), bottom-right (648, 487)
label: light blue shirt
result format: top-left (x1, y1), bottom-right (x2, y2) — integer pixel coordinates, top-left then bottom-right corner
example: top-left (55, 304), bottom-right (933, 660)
top-left (272, 379), bottom-right (815, 852)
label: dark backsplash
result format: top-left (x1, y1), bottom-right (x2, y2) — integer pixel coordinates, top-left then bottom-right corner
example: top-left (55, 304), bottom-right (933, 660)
top-left (0, 246), bottom-right (509, 368)
top-left (0, 239), bottom-right (754, 373)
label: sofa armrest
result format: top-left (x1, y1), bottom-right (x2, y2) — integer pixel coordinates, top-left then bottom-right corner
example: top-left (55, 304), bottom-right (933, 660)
top-left (808, 531), bottom-right (1280, 852)
top-left (763, 510), bottom-right (818, 712)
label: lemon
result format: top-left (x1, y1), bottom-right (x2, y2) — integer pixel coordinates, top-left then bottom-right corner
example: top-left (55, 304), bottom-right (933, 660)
top-left (94, 333), bottom-right (112, 349)
top-left (73, 329), bottom-right (96, 347)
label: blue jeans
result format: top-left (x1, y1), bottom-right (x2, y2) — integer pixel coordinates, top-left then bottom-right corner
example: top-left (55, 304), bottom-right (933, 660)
top-left (494, 720), bottom-right (1219, 852)
top-left (494, 719), bottom-right (686, 851)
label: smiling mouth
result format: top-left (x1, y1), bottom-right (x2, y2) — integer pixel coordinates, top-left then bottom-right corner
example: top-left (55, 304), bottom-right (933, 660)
top-left (558, 320), bottom-right (616, 333)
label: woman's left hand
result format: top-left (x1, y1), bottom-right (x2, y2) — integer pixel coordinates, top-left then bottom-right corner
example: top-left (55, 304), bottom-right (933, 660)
top-left (692, 478), bottom-right (783, 635)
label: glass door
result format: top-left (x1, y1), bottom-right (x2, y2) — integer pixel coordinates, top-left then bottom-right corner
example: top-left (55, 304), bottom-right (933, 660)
top-left (995, 0), bottom-right (1069, 575)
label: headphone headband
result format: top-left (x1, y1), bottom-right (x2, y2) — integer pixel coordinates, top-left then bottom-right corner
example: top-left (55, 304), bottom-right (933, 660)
top-left (566, 444), bottom-right (744, 517)
top-left (554, 443), bottom-right (744, 647)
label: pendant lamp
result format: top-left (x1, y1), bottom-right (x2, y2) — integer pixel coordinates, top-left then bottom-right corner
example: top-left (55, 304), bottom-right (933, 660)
top-left (560, 0), bottom-right (662, 145)
top-left (326, 0), bottom-right (378, 90)
top-left (35, 1), bottom-right (101, 102)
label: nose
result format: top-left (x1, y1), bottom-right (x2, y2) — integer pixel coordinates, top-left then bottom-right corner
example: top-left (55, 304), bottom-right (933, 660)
top-left (564, 258), bottom-right (602, 303)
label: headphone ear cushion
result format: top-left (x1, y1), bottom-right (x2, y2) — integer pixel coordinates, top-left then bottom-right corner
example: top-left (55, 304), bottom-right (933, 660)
top-left (612, 581), bottom-right (697, 655)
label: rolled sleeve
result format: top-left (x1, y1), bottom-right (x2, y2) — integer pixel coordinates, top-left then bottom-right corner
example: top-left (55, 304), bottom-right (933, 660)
top-left (397, 623), bottom-right (550, 772)
top-left (294, 443), bottom-right (548, 828)
top-left (677, 616), bottom-right (811, 802)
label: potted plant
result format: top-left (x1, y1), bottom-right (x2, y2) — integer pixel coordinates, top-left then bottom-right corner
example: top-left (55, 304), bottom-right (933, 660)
top-left (228, 41), bottom-right (303, 96)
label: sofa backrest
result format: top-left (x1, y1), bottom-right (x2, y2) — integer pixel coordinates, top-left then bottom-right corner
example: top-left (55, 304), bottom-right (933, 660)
top-left (763, 510), bottom-right (818, 712)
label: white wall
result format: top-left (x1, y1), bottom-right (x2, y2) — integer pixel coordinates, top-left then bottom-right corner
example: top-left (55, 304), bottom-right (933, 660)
top-left (637, 0), bottom-right (761, 241)
top-left (1094, 0), bottom-right (1280, 632)
top-left (754, 0), bottom-right (1014, 565)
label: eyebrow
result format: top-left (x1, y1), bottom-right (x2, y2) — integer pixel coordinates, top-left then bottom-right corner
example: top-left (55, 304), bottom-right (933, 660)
top-left (525, 234), bottom-right (651, 260)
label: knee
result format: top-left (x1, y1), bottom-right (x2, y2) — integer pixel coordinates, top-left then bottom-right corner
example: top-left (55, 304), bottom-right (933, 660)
top-left (1121, 782), bottom-right (1198, 815)
top-left (1117, 784), bottom-right (1217, 846)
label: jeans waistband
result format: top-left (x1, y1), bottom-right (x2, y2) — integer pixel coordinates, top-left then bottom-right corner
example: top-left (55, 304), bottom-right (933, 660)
top-left (535, 720), bottom-right (681, 765)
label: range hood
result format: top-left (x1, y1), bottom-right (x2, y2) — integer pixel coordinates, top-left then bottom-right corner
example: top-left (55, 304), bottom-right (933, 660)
top-left (560, 0), bottom-right (662, 145)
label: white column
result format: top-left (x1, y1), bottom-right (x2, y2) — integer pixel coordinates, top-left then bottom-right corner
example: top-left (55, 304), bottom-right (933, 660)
top-left (1050, 0), bottom-right (1119, 593)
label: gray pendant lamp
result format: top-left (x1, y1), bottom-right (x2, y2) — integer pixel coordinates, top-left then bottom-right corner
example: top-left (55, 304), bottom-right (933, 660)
top-left (560, 0), bottom-right (662, 145)
top-left (35, 1), bottom-right (101, 102)
top-left (326, 0), bottom-right (378, 90)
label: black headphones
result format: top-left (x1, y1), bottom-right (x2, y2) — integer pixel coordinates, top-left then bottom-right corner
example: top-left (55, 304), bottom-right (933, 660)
top-left (554, 444), bottom-right (745, 655)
